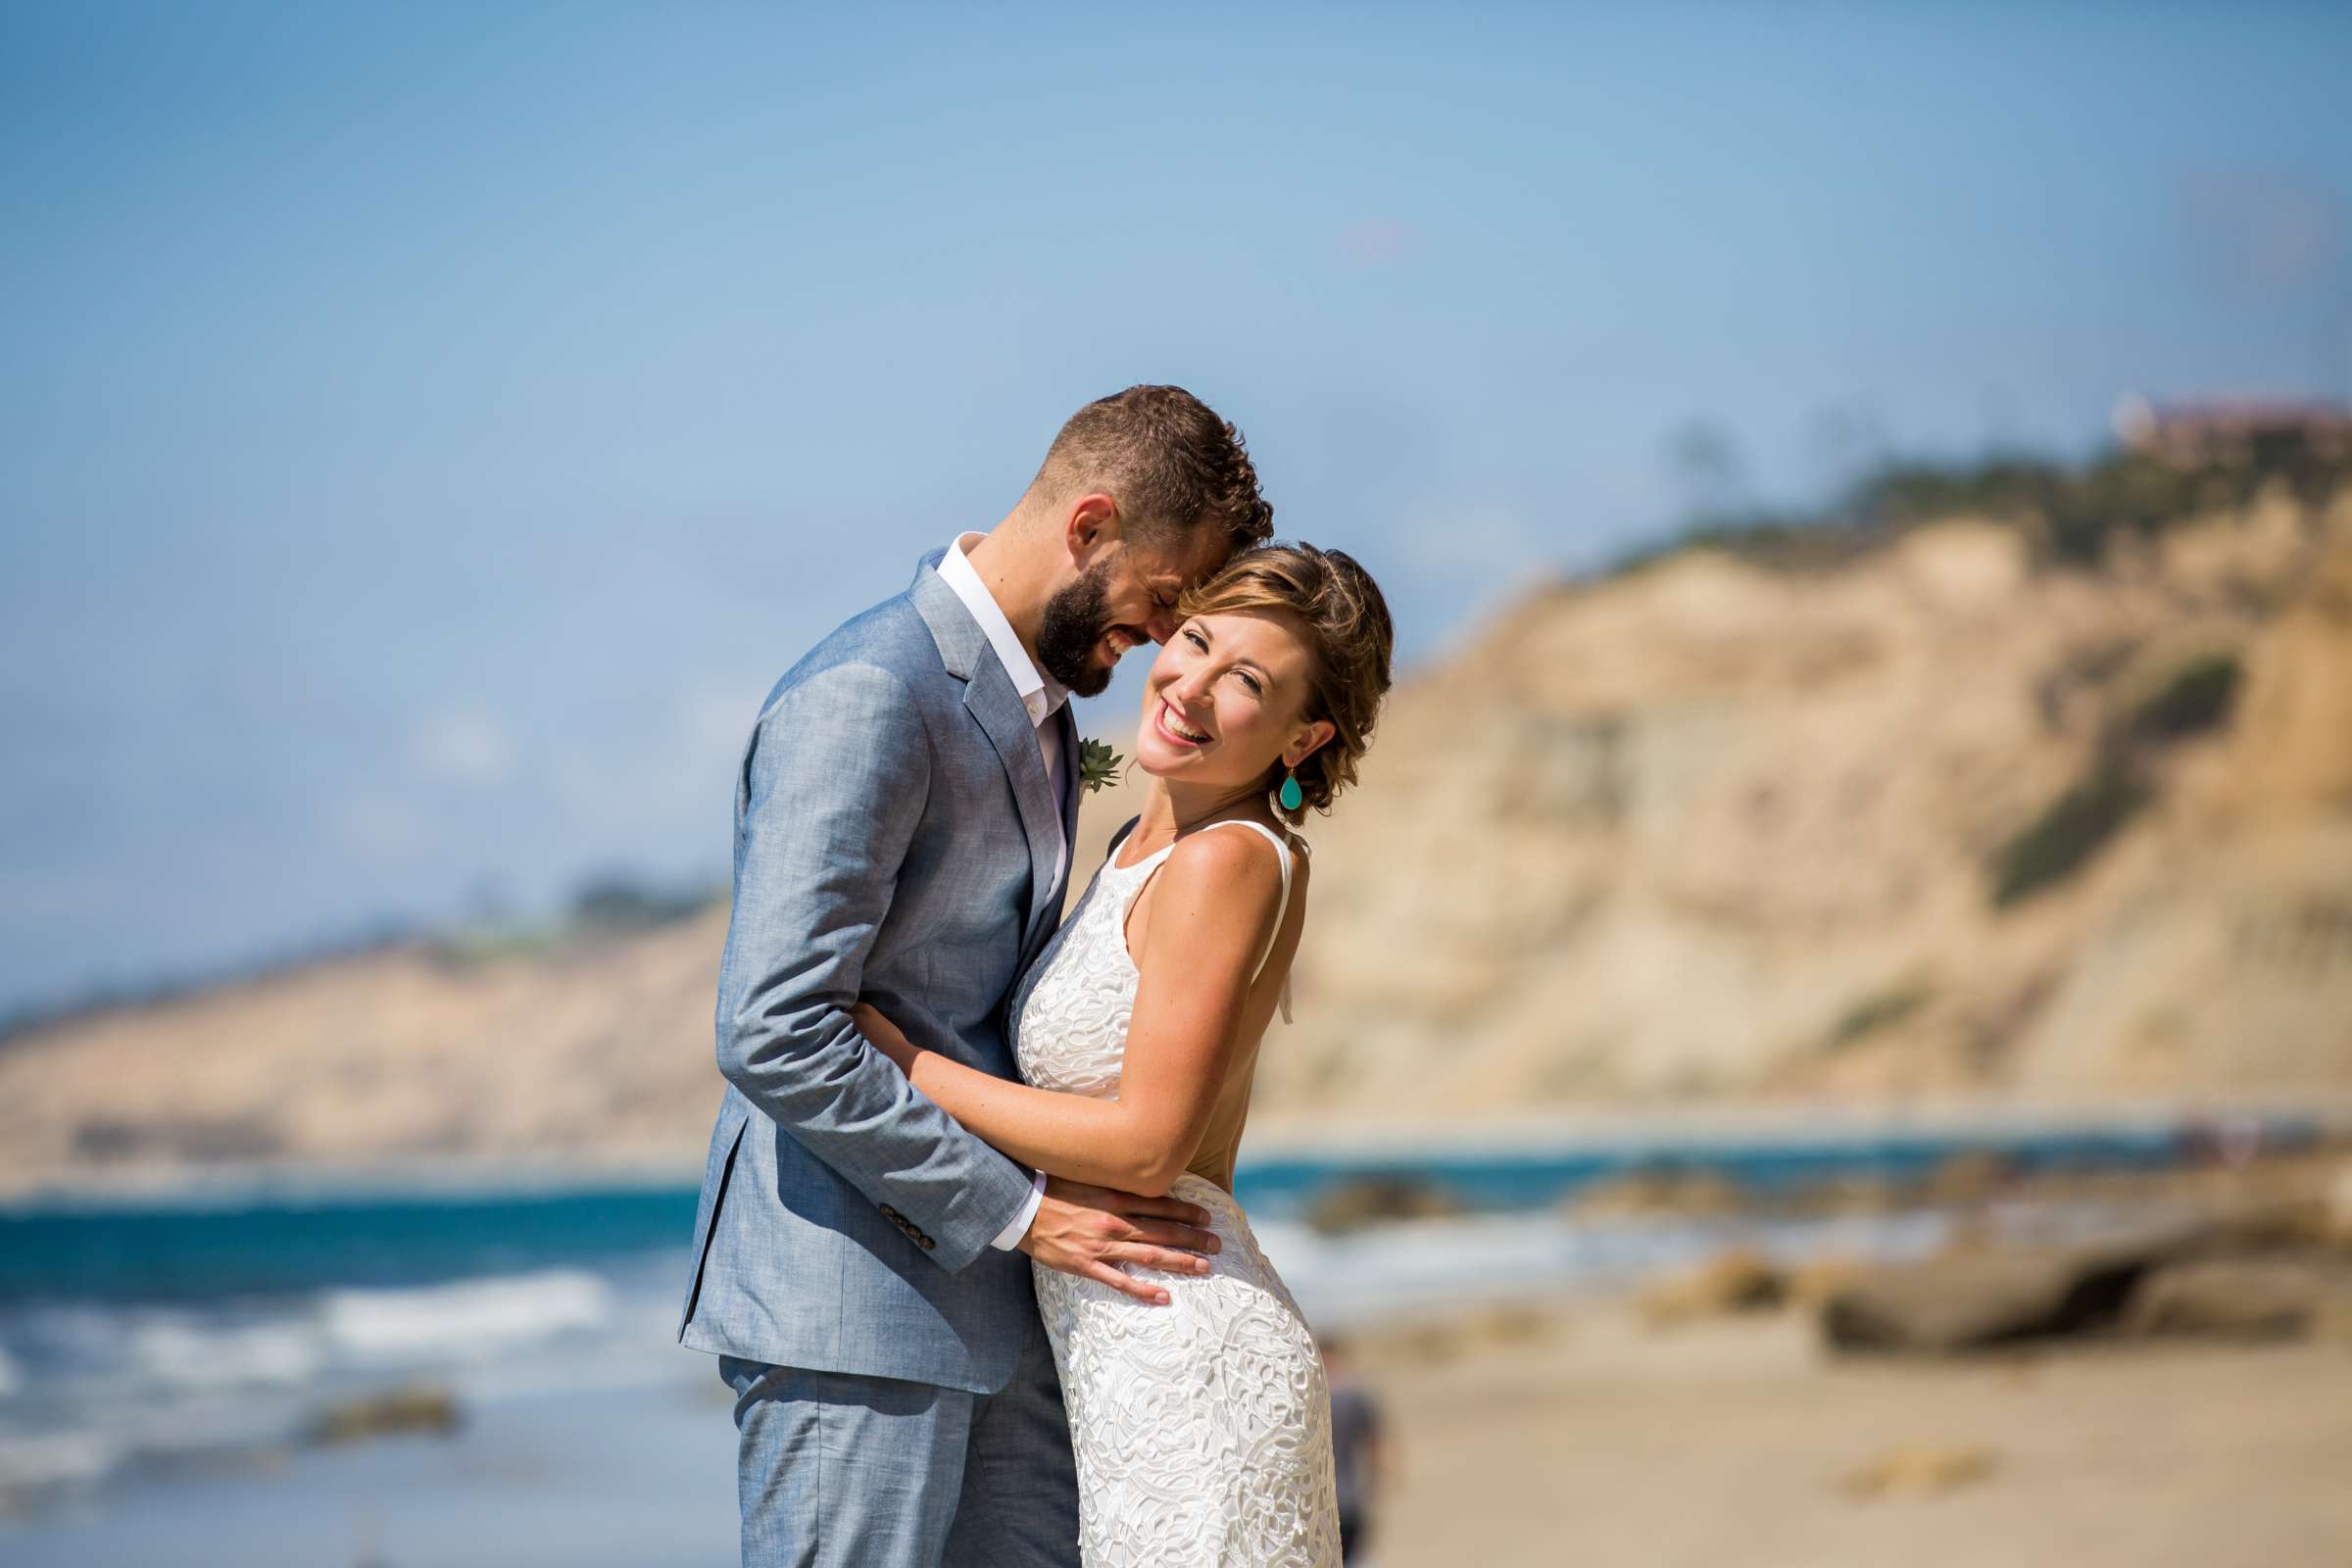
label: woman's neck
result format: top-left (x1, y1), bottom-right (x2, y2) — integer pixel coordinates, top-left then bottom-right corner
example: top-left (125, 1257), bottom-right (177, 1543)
top-left (1131, 775), bottom-right (1266, 845)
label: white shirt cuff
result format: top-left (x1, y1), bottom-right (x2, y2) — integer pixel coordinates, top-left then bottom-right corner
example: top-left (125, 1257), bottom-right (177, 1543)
top-left (989, 1169), bottom-right (1048, 1250)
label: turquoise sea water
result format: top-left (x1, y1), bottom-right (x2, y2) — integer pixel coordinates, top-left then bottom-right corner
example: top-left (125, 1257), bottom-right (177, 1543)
top-left (0, 1107), bottom-right (2319, 1538)
top-left (0, 1185), bottom-right (696, 1306)
top-left (2, 1112), bottom-right (2285, 1307)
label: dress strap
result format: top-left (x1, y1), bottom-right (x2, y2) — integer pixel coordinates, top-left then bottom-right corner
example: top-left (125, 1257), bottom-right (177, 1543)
top-left (1106, 813), bottom-right (1143, 856)
top-left (1193, 819), bottom-right (1298, 1020)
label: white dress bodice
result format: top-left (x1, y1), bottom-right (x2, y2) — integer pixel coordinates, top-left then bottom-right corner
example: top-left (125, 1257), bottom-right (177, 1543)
top-left (1012, 816), bottom-right (1293, 1101)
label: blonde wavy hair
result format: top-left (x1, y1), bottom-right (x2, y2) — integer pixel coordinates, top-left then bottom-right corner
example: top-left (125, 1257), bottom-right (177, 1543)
top-left (1175, 543), bottom-right (1394, 825)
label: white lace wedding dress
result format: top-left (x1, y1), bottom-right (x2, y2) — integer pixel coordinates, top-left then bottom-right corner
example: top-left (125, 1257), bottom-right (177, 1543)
top-left (1010, 817), bottom-right (1342, 1568)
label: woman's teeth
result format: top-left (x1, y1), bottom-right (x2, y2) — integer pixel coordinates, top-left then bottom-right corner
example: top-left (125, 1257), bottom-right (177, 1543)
top-left (1160, 703), bottom-right (1210, 744)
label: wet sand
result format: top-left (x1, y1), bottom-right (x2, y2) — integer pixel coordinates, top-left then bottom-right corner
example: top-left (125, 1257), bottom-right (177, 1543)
top-left (0, 1368), bottom-right (741, 1568)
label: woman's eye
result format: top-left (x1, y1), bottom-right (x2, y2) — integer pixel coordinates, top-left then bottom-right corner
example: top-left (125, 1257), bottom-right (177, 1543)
top-left (1183, 629), bottom-right (1207, 651)
top-left (1236, 670), bottom-right (1263, 695)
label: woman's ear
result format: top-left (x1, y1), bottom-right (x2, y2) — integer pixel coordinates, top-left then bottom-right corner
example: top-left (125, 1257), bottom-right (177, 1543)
top-left (1283, 718), bottom-right (1337, 769)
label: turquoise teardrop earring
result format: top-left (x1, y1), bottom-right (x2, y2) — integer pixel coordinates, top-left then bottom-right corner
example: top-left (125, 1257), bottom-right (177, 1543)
top-left (1278, 767), bottom-right (1303, 811)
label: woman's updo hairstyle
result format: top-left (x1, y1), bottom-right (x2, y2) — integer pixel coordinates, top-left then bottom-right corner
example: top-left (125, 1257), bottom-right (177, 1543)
top-left (1175, 542), bottom-right (1394, 825)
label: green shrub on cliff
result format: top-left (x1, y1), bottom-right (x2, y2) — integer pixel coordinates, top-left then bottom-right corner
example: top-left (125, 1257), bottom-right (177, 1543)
top-left (1988, 753), bottom-right (2150, 907)
top-left (1609, 442), bottom-right (2352, 581)
top-left (2126, 653), bottom-right (2242, 743)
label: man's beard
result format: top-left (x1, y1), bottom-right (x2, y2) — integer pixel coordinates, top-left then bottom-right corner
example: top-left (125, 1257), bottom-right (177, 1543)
top-left (1036, 561), bottom-right (1119, 698)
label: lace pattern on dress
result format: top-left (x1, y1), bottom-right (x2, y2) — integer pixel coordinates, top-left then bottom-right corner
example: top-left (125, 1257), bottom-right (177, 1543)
top-left (1010, 819), bottom-right (1340, 1567)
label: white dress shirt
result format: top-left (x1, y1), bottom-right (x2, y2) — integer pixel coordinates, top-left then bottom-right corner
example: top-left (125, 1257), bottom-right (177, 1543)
top-left (937, 531), bottom-right (1067, 1250)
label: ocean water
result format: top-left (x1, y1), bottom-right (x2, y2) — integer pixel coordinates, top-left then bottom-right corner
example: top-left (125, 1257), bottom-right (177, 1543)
top-left (0, 1109), bottom-right (2313, 1541)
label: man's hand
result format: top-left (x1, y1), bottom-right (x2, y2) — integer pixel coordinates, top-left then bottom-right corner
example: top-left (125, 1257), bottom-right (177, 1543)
top-left (1017, 1177), bottom-right (1221, 1305)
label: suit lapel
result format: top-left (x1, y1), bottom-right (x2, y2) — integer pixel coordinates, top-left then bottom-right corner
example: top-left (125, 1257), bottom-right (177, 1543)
top-left (1016, 703), bottom-right (1084, 971)
top-left (967, 669), bottom-right (1063, 946)
top-left (1052, 703), bottom-right (1080, 895)
top-left (910, 564), bottom-right (1065, 952)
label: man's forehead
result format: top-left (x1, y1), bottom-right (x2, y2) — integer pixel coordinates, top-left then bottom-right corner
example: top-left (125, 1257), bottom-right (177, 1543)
top-left (1155, 527), bottom-right (1238, 586)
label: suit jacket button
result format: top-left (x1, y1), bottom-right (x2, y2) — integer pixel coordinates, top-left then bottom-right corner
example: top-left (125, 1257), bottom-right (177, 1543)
top-left (917, 1235), bottom-right (936, 1250)
top-left (880, 1205), bottom-right (902, 1222)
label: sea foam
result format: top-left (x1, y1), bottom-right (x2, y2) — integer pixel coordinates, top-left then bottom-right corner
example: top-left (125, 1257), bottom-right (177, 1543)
top-left (0, 1430), bottom-right (120, 1502)
top-left (320, 1269), bottom-right (613, 1363)
top-left (128, 1317), bottom-right (326, 1390)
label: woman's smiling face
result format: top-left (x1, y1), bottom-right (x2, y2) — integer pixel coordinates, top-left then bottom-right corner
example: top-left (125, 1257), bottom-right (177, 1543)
top-left (1133, 609), bottom-right (1333, 788)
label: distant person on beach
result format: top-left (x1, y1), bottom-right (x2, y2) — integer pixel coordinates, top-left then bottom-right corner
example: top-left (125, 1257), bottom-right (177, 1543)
top-left (676, 386), bottom-right (1276, 1566)
top-left (1321, 1337), bottom-right (1392, 1563)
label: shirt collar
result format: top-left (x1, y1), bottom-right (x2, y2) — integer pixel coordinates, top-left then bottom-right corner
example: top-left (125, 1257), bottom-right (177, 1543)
top-left (938, 532), bottom-right (1068, 728)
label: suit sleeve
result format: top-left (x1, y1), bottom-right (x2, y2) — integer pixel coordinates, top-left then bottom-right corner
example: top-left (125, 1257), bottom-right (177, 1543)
top-left (713, 661), bottom-right (1037, 1271)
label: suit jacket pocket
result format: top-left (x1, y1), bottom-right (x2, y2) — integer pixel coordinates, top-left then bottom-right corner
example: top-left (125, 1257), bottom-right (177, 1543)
top-left (679, 1108), bottom-right (751, 1335)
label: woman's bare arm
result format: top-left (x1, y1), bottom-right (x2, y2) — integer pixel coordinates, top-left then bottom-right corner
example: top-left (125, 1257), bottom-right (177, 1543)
top-left (856, 827), bottom-right (1284, 1196)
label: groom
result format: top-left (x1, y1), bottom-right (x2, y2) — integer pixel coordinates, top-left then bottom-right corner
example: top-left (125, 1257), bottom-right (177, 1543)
top-left (678, 385), bottom-right (1275, 1565)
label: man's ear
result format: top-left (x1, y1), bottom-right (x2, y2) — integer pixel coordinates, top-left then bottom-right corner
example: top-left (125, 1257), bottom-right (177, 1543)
top-left (1063, 492), bottom-right (1118, 562)
top-left (1284, 718), bottom-right (1338, 769)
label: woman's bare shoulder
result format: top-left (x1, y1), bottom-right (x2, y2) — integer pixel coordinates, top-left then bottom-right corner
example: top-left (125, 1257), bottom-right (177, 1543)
top-left (1148, 820), bottom-right (1290, 933)
top-left (1162, 820), bottom-right (1287, 889)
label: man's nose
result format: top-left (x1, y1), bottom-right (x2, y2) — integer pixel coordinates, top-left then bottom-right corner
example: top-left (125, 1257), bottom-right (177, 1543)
top-left (1144, 607), bottom-right (1180, 645)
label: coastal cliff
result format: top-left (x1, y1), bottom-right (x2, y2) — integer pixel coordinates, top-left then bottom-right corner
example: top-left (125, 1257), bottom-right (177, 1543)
top-left (1264, 485), bottom-right (2352, 1113)
top-left (6, 479), bottom-right (2350, 1191)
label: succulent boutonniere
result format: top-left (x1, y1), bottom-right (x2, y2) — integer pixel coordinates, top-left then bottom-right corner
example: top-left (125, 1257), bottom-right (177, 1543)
top-left (1076, 737), bottom-right (1125, 795)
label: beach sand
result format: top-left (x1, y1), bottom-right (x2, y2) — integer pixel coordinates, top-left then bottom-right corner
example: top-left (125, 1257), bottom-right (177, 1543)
top-left (1354, 1296), bottom-right (2352, 1568)
top-left (5, 1274), bottom-right (2346, 1565)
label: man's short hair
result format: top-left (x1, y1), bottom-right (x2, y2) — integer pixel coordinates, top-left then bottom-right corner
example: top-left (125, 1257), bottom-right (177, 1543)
top-left (1034, 385), bottom-right (1274, 554)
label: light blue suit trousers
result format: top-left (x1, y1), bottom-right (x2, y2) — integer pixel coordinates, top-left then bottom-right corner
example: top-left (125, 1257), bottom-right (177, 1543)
top-left (680, 555), bottom-right (1083, 1565)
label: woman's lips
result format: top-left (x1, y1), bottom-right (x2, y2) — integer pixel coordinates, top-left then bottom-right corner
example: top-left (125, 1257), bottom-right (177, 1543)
top-left (1154, 699), bottom-right (1211, 747)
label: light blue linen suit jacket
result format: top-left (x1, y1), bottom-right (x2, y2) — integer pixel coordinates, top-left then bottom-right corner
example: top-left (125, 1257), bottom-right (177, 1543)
top-left (677, 553), bottom-right (1081, 1395)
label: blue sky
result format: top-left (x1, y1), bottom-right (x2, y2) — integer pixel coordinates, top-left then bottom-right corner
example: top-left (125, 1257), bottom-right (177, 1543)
top-left (3, 1), bottom-right (2348, 1014)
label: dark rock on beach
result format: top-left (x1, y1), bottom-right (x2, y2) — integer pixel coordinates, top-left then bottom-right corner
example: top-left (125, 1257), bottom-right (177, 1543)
top-left (1820, 1168), bottom-right (2352, 1355)
top-left (2124, 1258), bottom-right (2352, 1343)
top-left (309, 1384), bottom-right (465, 1446)
top-left (1820, 1226), bottom-right (2199, 1354)
top-left (1303, 1175), bottom-right (1466, 1234)
top-left (1638, 1249), bottom-right (1787, 1326)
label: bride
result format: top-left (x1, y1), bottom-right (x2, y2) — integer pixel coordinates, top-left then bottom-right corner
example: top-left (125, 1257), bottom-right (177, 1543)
top-left (855, 542), bottom-right (1393, 1567)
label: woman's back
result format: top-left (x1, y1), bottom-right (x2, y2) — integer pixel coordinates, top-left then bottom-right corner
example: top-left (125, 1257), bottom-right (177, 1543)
top-left (1168, 821), bottom-right (1307, 1191)
top-left (1013, 814), bottom-right (1304, 1190)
